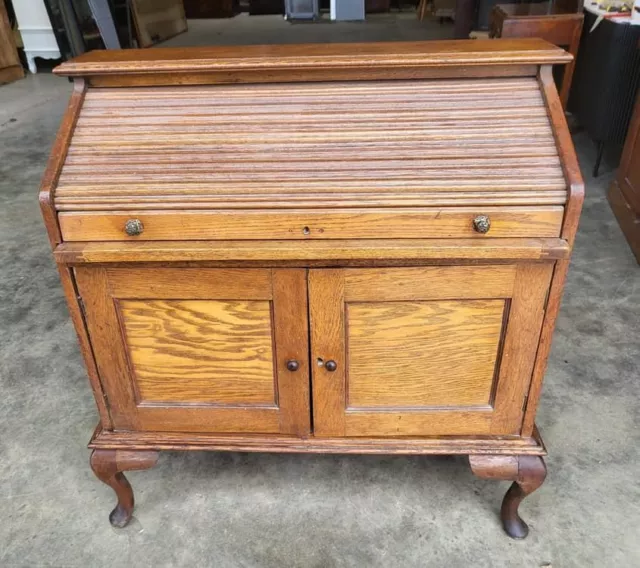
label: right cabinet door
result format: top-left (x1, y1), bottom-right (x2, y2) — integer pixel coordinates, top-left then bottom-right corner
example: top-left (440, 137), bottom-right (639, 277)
top-left (309, 264), bottom-right (553, 437)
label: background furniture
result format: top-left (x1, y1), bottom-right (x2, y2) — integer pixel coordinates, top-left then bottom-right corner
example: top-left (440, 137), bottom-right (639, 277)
top-left (490, 3), bottom-right (583, 109)
top-left (608, 90), bottom-right (640, 263)
top-left (0, 0), bottom-right (23, 84)
top-left (366, 0), bottom-right (390, 13)
top-left (130, 0), bottom-right (187, 48)
top-left (183, 0), bottom-right (239, 17)
top-left (249, 0), bottom-right (284, 15)
top-left (44, 39), bottom-right (582, 539)
top-left (13, 0), bottom-right (61, 73)
top-left (285, 0), bottom-right (319, 20)
top-left (569, 9), bottom-right (640, 176)
top-left (331, 0), bottom-right (365, 20)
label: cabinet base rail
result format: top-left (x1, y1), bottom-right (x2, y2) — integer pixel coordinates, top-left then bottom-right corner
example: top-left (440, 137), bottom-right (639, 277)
top-left (89, 425), bottom-right (547, 538)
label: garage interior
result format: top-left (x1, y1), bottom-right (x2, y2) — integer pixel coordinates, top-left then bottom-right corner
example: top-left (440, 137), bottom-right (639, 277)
top-left (1, 0), bottom-right (639, 566)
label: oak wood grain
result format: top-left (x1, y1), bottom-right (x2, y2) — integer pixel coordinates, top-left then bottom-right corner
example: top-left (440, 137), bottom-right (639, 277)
top-left (39, 79), bottom-right (86, 247)
top-left (106, 267), bottom-right (273, 299)
top-left (271, 269), bottom-right (311, 436)
top-left (311, 264), bottom-right (553, 437)
top-left (41, 41), bottom-right (582, 536)
top-left (490, 263), bottom-right (553, 434)
top-left (75, 267), bottom-right (140, 430)
top-left (538, 65), bottom-right (584, 247)
top-left (119, 299), bottom-right (277, 405)
top-left (54, 239), bottom-right (572, 264)
top-left (309, 270), bottom-right (346, 437)
top-left (342, 266), bottom-right (516, 300)
top-left (53, 77), bottom-right (567, 212)
top-left (346, 300), bottom-right (506, 408)
top-left (53, 39), bottom-right (572, 79)
top-left (75, 267), bottom-right (310, 434)
top-left (82, 65), bottom-right (544, 87)
top-left (520, 66), bottom-right (585, 437)
top-left (90, 423), bottom-right (548, 455)
top-left (57, 265), bottom-right (112, 428)
top-left (344, 410), bottom-right (493, 437)
top-left (58, 207), bottom-right (565, 242)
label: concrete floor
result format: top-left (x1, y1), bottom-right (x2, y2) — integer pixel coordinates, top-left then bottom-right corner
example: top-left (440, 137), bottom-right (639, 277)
top-left (160, 13), bottom-right (455, 46)
top-left (1, 18), bottom-right (639, 566)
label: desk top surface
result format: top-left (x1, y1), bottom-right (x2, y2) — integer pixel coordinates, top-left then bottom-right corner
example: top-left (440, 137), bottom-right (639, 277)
top-left (55, 39), bottom-right (571, 78)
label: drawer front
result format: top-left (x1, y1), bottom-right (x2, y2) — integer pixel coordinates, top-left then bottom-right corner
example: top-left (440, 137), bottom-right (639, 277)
top-left (58, 207), bottom-right (564, 241)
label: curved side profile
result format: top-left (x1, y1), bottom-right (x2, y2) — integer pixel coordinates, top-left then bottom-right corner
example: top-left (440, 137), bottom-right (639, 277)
top-left (469, 454), bottom-right (547, 539)
top-left (90, 449), bottom-right (159, 527)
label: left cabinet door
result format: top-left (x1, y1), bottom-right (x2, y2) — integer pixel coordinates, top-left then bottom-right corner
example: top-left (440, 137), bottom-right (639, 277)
top-left (75, 267), bottom-right (310, 435)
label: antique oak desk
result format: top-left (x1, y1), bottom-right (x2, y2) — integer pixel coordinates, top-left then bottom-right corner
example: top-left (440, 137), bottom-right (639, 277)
top-left (42, 40), bottom-right (583, 539)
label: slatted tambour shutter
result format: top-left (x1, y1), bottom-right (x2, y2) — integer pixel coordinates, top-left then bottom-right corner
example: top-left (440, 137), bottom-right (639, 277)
top-left (54, 78), bottom-right (566, 212)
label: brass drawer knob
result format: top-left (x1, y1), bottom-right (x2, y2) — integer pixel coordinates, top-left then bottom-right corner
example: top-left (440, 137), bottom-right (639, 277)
top-left (124, 219), bottom-right (144, 236)
top-left (325, 360), bottom-right (338, 372)
top-left (286, 360), bottom-right (300, 372)
top-left (472, 215), bottom-right (491, 234)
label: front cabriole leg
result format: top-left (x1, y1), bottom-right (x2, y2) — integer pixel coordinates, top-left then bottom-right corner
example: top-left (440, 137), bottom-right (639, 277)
top-left (469, 454), bottom-right (547, 539)
top-left (90, 449), bottom-right (159, 528)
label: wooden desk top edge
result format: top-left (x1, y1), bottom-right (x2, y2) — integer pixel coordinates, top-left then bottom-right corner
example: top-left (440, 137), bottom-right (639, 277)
top-left (54, 39), bottom-right (571, 77)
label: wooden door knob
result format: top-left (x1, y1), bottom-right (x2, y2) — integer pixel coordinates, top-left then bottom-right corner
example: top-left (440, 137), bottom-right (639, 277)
top-left (286, 360), bottom-right (300, 372)
top-left (325, 360), bottom-right (338, 372)
top-left (472, 215), bottom-right (491, 234)
top-left (124, 219), bottom-right (144, 236)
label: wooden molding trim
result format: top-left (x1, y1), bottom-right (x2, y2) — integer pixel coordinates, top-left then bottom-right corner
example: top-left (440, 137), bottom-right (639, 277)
top-left (39, 79), bottom-right (87, 247)
top-left (54, 238), bottom-right (571, 264)
top-left (57, 265), bottom-right (113, 429)
top-left (521, 67), bottom-right (586, 436)
top-left (538, 65), bottom-right (584, 247)
top-left (89, 424), bottom-right (547, 455)
top-left (81, 65), bottom-right (542, 87)
top-left (54, 39), bottom-right (571, 80)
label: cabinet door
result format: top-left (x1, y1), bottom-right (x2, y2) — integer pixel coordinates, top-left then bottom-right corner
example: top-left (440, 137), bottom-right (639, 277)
top-left (76, 267), bottom-right (310, 435)
top-left (309, 265), bottom-right (553, 437)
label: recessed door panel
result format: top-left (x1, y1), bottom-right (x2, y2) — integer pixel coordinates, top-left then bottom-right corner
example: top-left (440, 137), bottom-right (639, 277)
top-left (118, 299), bottom-right (277, 405)
top-left (346, 299), bottom-right (507, 409)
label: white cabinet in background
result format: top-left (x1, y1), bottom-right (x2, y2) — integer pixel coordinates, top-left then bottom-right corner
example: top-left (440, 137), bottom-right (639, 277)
top-left (13, 0), bottom-right (61, 73)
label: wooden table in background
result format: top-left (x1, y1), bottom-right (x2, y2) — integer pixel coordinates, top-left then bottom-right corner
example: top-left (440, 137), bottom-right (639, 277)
top-left (490, 3), bottom-right (583, 109)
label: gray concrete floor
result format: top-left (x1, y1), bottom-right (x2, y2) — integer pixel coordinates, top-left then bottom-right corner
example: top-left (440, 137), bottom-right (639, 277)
top-left (160, 13), bottom-right (455, 46)
top-left (1, 17), bottom-right (639, 566)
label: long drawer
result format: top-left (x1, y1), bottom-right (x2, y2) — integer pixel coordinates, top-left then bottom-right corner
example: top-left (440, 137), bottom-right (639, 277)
top-left (58, 207), bottom-right (564, 241)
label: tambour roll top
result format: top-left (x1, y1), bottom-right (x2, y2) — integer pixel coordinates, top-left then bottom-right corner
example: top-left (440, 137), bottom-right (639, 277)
top-left (45, 39), bottom-right (578, 245)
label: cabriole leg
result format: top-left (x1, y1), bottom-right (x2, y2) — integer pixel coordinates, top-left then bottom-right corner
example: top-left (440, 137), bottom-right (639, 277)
top-left (469, 454), bottom-right (547, 539)
top-left (90, 449), bottom-right (159, 528)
